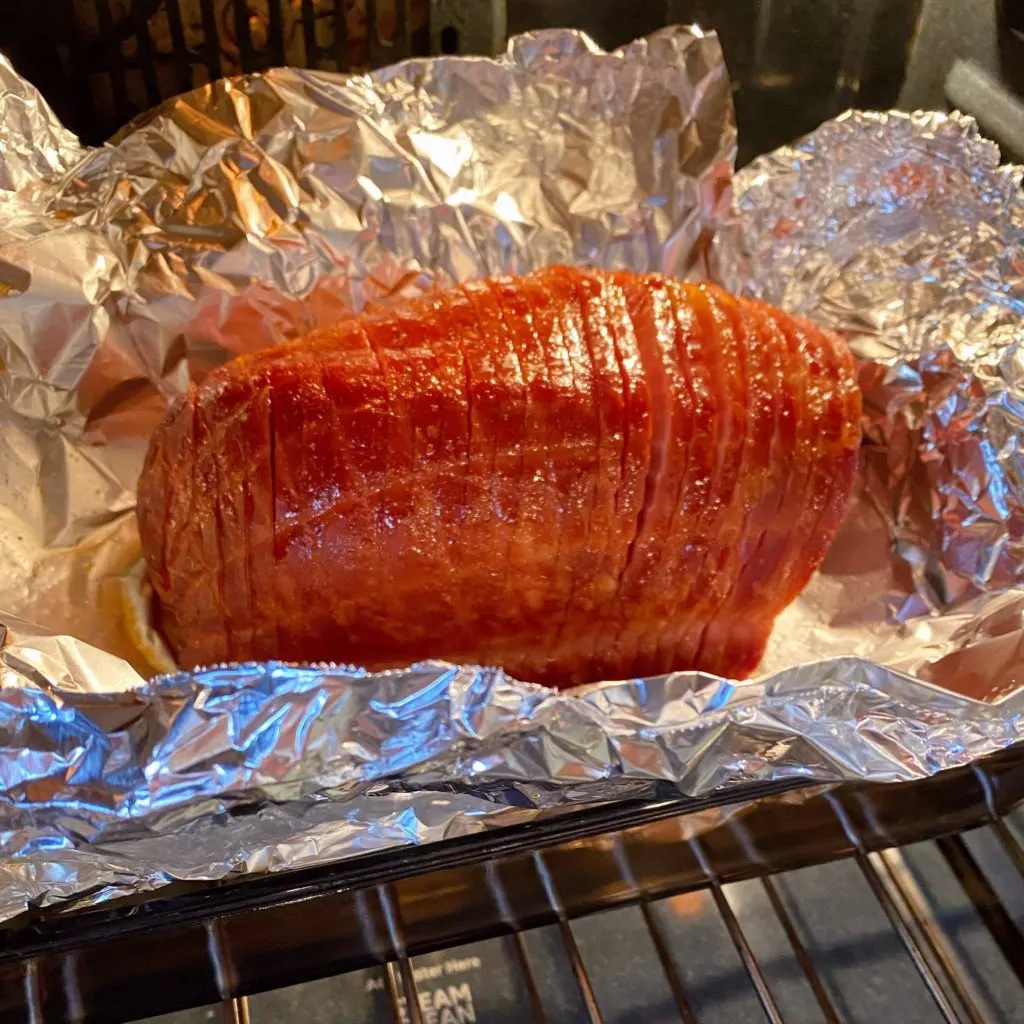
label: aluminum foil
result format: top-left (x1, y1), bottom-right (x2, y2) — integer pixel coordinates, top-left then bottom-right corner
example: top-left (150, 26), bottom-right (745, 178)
top-left (714, 109), bottom-right (1024, 703)
top-left (0, 28), bottom-right (1022, 923)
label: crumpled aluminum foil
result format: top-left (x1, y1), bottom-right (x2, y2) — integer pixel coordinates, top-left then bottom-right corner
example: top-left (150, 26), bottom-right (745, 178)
top-left (0, 27), bottom-right (1021, 923)
top-left (715, 109), bottom-right (1024, 703)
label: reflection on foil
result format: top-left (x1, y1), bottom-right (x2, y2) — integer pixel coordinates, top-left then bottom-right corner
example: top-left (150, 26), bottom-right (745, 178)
top-left (0, 33), bottom-right (1021, 923)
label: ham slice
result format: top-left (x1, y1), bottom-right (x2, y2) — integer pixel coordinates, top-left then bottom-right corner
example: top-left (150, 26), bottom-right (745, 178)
top-left (137, 266), bottom-right (861, 686)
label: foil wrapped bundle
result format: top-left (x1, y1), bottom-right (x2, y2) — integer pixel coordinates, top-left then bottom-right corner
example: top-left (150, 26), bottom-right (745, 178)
top-left (0, 26), bottom-right (1021, 923)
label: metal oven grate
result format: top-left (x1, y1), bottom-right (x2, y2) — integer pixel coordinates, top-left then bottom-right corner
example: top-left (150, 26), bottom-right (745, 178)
top-left (240, 791), bottom-right (1024, 1024)
top-left (3, 747), bottom-right (1024, 1022)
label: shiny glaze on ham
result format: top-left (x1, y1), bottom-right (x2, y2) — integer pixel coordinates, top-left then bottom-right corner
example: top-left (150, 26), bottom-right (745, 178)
top-left (137, 267), bottom-right (861, 686)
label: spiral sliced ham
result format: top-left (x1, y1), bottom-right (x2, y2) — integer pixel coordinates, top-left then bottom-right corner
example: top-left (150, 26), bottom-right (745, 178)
top-left (137, 266), bottom-right (861, 686)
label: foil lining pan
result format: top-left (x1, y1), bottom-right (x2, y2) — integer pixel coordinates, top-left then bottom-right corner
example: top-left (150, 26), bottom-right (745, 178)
top-left (0, 27), bottom-right (1022, 923)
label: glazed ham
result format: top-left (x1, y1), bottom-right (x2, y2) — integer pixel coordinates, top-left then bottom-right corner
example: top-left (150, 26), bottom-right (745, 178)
top-left (137, 267), bottom-right (861, 686)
